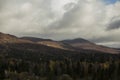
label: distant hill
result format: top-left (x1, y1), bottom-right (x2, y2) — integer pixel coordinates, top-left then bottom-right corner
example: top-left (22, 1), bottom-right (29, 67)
top-left (21, 37), bottom-right (53, 42)
top-left (21, 37), bottom-right (74, 50)
top-left (0, 32), bottom-right (120, 80)
top-left (61, 38), bottom-right (119, 54)
top-left (0, 32), bottom-right (119, 54)
top-left (0, 32), bottom-right (119, 63)
top-left (62, 38), bottom-right (94, 44)
top-left (0, 32), bottom-right (32, 44)
top-left (21, 37), bottom-right (120, 54)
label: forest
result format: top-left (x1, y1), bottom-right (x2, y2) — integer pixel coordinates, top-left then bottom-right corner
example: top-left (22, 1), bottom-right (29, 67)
top-left (0, 43), bottom-right (120, 80)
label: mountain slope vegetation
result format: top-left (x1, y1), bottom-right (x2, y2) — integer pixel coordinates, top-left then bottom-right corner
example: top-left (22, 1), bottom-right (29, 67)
top-left (0, 32), bottom-right (120, 80)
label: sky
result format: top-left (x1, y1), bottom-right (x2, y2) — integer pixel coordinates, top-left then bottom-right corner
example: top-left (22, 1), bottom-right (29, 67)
top-left (0, 0), bottom-right (120, 48)
top-left (104, 0), bottom-right (117, 4)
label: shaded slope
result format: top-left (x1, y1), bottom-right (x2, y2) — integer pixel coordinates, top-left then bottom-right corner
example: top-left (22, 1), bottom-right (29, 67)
top-left (21, 37), bottom-right (74, 50)
top-left (62, 38), bottom-right (120, 54)
top-left (21, 37), bottom-right (52, 42)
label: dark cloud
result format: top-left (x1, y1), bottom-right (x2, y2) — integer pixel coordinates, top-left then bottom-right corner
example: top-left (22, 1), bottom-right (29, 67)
top-left (107, 20), bottom-right (120, 30)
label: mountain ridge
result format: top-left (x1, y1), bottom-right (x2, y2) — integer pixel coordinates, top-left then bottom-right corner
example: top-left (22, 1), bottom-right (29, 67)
top-left (61, 38), bottom-right (119, 54)
top-left (0, 32), bottom-right (33, 44)
top-left (0, 32), bottom-right (119, 54)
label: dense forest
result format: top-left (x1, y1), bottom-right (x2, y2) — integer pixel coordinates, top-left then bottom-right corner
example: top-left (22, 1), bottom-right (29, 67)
top-left (0, 43), bottom-right (120, 80)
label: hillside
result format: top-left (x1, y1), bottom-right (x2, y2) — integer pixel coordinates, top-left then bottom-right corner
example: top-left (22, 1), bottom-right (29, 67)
top-left (0, 32), bottom-right (120, 80)
top-left (0, 32), bottom-right (32, 44)
top-left (62, 38), bottom-right (119, 54)
top-left (21, 37), bottom-right (72, 50)
top-left (21, 36), bottom-right (120, 54)
top-left (0, 32), bottom-right (119, 60)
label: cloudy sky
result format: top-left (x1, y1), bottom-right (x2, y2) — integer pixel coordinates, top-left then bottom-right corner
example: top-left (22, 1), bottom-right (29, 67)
top-left (0, 0), bottom-right (120, 48)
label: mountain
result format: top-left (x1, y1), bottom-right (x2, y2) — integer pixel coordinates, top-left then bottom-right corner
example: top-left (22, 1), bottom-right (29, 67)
top-left (62, 38), bottom-right (93, 44)
top-left (0, 32), bottom-right (32, 44)
top-left (0, 32), bottom-right (111, 60)
top-left (0, 32), bottom-right (120, 80)
top-left (0, 33), bottom-right (73, 50)
top-left (62, 38), bottom-right (119, 54)
top-left (21, 37), bottom-right (52, 42)
top-left (0, 32), bottom-right (119, 54)
top-left (21, 37), bottom-right (74, 50)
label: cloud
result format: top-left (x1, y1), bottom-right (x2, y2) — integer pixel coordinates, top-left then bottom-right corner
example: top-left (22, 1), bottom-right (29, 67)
top-left (0, 0), bottom-right (120, 47)
top-left (44, 0), bottom-right (106, 40)
top-left (107, 19), bottom-right (120, 30)
top-left (0, 0), bottom-right (57, 34)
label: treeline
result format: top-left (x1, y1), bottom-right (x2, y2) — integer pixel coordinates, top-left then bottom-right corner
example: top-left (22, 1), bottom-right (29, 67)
top-left (0, 43), bottom-right (120, 80)
top-left (0, 57), bottom-right (120, 80)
